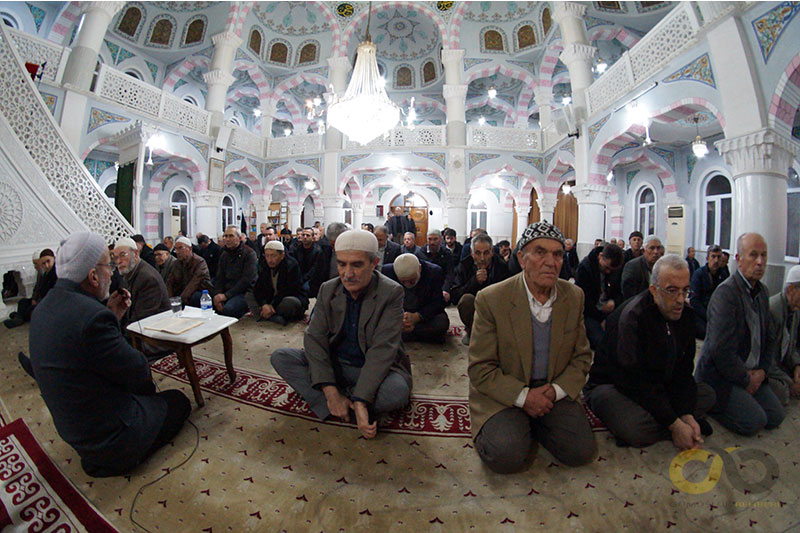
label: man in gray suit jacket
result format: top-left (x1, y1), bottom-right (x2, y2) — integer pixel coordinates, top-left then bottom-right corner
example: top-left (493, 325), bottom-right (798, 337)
top-left (696, 233), bottom-right (785, 436)
top-left (621, 236), bottom-right (663, 301)
top-left (271, 230), bottom-right (412, 439)
top-left (768, 265), bottom-right (800, 404)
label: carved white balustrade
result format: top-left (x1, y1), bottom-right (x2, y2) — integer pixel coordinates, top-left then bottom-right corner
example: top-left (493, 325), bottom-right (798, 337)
top-left (228, 125), bottom-right (265, 158)
top-left (343, 125), bottom-right (446, 150)
top-left (94, 64), bottom-right (210, 135)
top-left (267, 133), bottom-right (324, 158)
top-left (586, 2), bottom-right (702, 117)
top-left (467, 125), bottom-right (541, 151)
top-left (6, 27), bottom-right (70, 84)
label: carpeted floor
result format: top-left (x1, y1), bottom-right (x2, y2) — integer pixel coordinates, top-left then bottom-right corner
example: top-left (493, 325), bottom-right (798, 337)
top-left (1, 306), bottom-right (799, 532)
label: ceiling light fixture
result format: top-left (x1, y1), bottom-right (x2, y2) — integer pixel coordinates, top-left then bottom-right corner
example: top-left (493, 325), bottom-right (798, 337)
top-left (488, 86), bottom-right (497, 99)
top-left (325, 1), bottom-right (400, 145)
top-left (562, 183), bottom-right (572, 195)
top-left (253, 108), bottom-right (262, 117)
top-left (691, 114), bottom-right (708, 158)
top-left (284, 128), bottom-right (292, 137)
top-left (478, 116), bottom-right (486, 126)
top-left (304, 180), bottom-right (316, 190)
top-left (596, 61), bottom-right (608, 74)
top-left (607, 170), bottom-right (614, 182)
top-left (562, 95), bottom-right (572, 106)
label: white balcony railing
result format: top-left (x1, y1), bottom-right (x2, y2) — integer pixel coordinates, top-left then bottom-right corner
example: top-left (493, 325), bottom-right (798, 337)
top-left (468, 125), bottom-right (541, 151)
top-left (229, 125), bottom-right (265, 158)
top-left (6, 26), bottom-right (70, 84)
top-left (267, 133), bottom-right (324, 158)
top-left (94, 63), bottom-right (210, 136)
top-left (586, 1), bottom-right (704, 117)
top-left (343, 125), bottom-right (446, 150)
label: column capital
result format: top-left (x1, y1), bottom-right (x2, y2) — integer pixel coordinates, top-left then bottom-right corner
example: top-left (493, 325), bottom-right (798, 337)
top-left (443, 84), bottom-right (468, 100)
top-left (251, 197), bottom-right (271, 211)
top-left (321, 194), bottom-right (343, 209)
top-left (351, 202), bottom-right (363, 212)
top-left (537, 197), bottom-right (558, 212)
top-left (446, 194), bottom-right (469, 209)
top-left (559, 43), bottom-right (596, 65)
top-left (81, 1), bottom-right (125, 18)
top-left (714, 128), bottom-right (798, 177)
top-left (211, 31), bottom-right (243, 49)
top-left (192, 190), bottom-right (226, 208)
top-left (327, 56), bottom-right (352, 73)
top-left (516, 203), bottom-right (532, 216)
top-left (533, 85), bottom-right (554, 105)
top-left (552, 2), bottom-right (587, 24)
top-left (203, 68), bottom-right (236, 86)
top-left (574, 183), bottom-right (612, 204)
top-left (111, 121), bottom-right (147, 151)
top-left (441, 48), bottom-right (465, 66)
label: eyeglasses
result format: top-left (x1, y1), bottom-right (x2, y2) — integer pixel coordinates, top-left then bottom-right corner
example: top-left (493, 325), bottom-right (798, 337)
top-left (656, 286), bottom-right (692, 299)
top-left (95, 263), bottom-right (113, 270)
top-left (112, 251), bottom-right (130, 259)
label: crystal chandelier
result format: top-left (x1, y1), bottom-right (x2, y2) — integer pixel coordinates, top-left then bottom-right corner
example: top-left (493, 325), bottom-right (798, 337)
top-left (326, 2), bottom-right (400, 145)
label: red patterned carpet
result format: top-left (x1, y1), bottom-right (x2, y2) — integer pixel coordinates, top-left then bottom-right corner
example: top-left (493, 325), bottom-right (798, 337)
top-left (150, 354), bottom-right (607, 435)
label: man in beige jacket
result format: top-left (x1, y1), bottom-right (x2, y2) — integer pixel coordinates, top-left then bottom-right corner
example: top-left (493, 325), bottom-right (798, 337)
top-left (469, 221), bottom-right (596, 473)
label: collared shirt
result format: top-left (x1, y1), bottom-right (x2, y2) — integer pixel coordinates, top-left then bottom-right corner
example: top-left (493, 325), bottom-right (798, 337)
top-left (514, 275), bottom-right (566, 407)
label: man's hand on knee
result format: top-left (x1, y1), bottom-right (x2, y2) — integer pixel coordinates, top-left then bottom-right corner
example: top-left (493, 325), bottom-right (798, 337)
top-left (322, 386), bottom-right (352, 421)
top-left (354, 401), bottom-right (377, 439)
top-left (523, 385), bottom-right (554, 418)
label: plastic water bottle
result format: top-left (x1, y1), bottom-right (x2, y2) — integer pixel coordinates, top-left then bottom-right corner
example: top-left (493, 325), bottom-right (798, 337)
top-left (200, 290), bottom-right (212, 317)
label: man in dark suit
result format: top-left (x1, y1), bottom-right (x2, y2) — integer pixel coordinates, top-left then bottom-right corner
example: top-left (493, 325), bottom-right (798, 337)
top-left (417, 229), bottom-right (456, 303)
top-left (689, 245), bottom-right (725, 339)
top-left (112, 237), bottom-right (170, 331)
top-left (621, 236), bottom-right (663, 301)
top-left (768, 265), bottom-right (800, 404)
top-left (197, 234), bottom-right (222, 280)
top-left (290, 228), bottom-right (323, 295)
top-left (382, 254), bottom-right (449, 343)
top-left (575, 243), bottom-right (624, 349)
top-left (696, 233), bottom-right (785, 436)
top-left (442, 227), bottom-right (463, 259)
top-left (28, 232), bottom-right (190, 477)
top-left (374, 225), bottom-right (402, 267)
top-left (686, 247), bottom-right (701, 278)
top-left (388, 206), bottom-right (406, 243)
top-left (213, 226), bottom-right (258, 318)
top-left (401, 232), bottom-right (423, 256)
top-left (585, 254), bottom-right (715, 449)
top-left (623, 231), bottom-right (643, 264)
top-left (271, 230), bottom-right (412, 440)
top-left (249, 241), bottom-right (308, 326)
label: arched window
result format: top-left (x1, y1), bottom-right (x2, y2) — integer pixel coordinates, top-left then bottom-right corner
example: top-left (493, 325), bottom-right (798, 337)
top-left (104, 182), bottom-right (116, 200)
top-left (171, 189), bottom-right (190, 236)
top-left (542, 8), bottom-right (552, 35)
top-left (2, 11), bottom-right (19, 29)
top-left (395, 65), bottom-right (413, 88)
top-left (469, 199), bottom-right (488, 233)
top-left (117, 7), bottom-right (141, 37)
top-left (269, 41), bottom-right (289, 64)
top-left (422, 61), bottom-right (436, 84)
top-left (249, 28), bottom-right (262, 55)
top-left (703, 174), bottom-right (732, 250)
top-left (517, 24), bottom-right (536, 49)
top-left (184, 18), bottom-right (205, 45)
top-left (636, 186), bottom-right (656, 236)
top-left (483, 29), bottom-right (504, 51)
top-left (298, 42), bottom-right (317, 64)
top-left (149, 17), bottom-right (174, 46)
top-left (183, 95), bottom-right (198, 106)
top-left (786, 168), bottom-right (799, 259)
top-left (124, 69), bottom-right (143, 80)
top-left (221, 195), bottom-right (235, 229)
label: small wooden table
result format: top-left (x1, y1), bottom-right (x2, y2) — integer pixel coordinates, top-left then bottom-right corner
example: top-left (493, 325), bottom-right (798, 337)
top-left (127, 309), bottom-right (238, 407)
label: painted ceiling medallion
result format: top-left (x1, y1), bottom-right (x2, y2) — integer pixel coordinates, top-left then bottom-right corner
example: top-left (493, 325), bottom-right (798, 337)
top-left (336, 3), bottom-right (355, 18)
top-left (436, 1), bottom-right (454, 12)
top-left (253, 2), bottom-right (330, 36)
top-left (378, 9), bottom-right (419, 43)
top-left (371, 8), bottom-right (439, 60)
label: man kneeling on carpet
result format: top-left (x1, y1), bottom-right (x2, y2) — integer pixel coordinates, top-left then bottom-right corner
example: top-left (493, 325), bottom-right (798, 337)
top-left (584, 254), bottom-right (715, 450)
top-left (28, 232), bottom-right (191, 477)
top-left (271, 230), bottom-right (412, 439)
top-left (468, 221), bottom-right (596, 474)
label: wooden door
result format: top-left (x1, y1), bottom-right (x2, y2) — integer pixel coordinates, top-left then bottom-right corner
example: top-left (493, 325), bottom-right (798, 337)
top-left (554, 189), bottom-right (578, 241)
top-left (409, 208), bottom-right (427, 246)
top-left (528, 188), bottom-right (541, 225)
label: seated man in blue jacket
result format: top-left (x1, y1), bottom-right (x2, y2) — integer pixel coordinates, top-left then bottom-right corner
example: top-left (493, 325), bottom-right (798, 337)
top-left (248, 240), bottom-right (308, 326)
top-left (28, 232), bottom-right (190, 477)
top-left (584, 255), bottom-right (715, 449)
top-left (382, 253), bottom-right (449, 343)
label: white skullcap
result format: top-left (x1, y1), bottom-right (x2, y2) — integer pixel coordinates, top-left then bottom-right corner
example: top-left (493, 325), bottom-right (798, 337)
top-left (175, 236), bottom-right (192, 247)
top-left (56, 232), bottom-right (107, 283)
top-left (114, 237), bottom-right (137, 251)
top-left (265, 240), bottom-right (284, 252)
top-left (334, 230), bottom-right (378, 254)
top-left (32, 249), bottom-right (41, 261)
top-left (785, 265), bottom-right (800, 286)
top-left (393, 253), bottom-right (420, 279)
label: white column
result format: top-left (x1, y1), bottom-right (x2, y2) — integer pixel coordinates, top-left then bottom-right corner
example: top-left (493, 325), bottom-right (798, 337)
top-left (251, 197), bottom-right (271, 227)
top-left (538, 197), bottom-right (557, 224)
top-left (352, 202), bottom-right (364, 229)
top-left (193, 191), bottom-right (225, 239)
top-left (325, 56), bottom-right (352, 149)
top-left (575, 184), bottom-right (611, 258)
top-left (289, 206), bottom-right (302, 232)
top-left (716, 128), bottom-right (797, 293)
top-left (204, 31), bottom-right (242, 130)
top-left (446, 194), bottom-right (469, 241)
top-left (259, 101), bottom-right (277, 138)
top-left (441, 49), bottom-right (466, 146)
top-left (552, 2), bottom-right (595, 120)
top-left (61, 2), bottom-right (124, 90)
top-left (533, 85), bottom-right (553, 131)
top-left (322, 195), bottom-right (344, 226)
top-left (516, 204), bottom-right (531, 242)
top-left (142, 200), bottom-right (161, 243)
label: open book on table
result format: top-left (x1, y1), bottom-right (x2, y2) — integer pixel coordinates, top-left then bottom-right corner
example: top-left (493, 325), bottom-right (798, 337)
top-left (144, 316), bottom-right (204, 335)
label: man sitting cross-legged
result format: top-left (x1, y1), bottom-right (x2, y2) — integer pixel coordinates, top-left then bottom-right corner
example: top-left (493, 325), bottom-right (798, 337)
top-left (247, 240), bottom-right (308, 326)
top-left (469, 221), bottom-right (596, 474)
top-left (767, 265), bottom-right (800, 405)
top-left (584, 254), bottom-right (715, 449)
top-left (382, 253), bottom-right (450, 344)
top-left (167, 236), bottom-right (213, 307)
top-left (271, 230), bottom-right (412, 439)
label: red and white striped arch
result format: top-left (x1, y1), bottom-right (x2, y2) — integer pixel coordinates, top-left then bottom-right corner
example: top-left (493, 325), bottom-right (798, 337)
top-left (543, 153), bottom-right (575, 203)
top-left (224, 159), bottom-right (264, 196)
top-left (588, 25), bottom-right (640, 49)
top-left (48, 1), bottom-right (81, 45)
top-left (336, 2), bottom-right (447, 57)
top-left (650, 97), bottom-right (726, 129)
top-left (470, 163), bottom-right (544, 209)
top-left (465, 63), bottom-right (539, 126)
top-left (611, 147), bottom-right (679, 204)
top-left (80, 136), bottom-right (116, 162)
top-left (232, 58), bottom-right (271, 105)
top-left (347, 165), bottom-right (448, 200)
top-left (466, 95), bottom-right (517, 127)
top-left (225, 2), bottom-right (252, 37)
top-left (163, 56), bottom-right (211, 92)
top-left (538, 42), bottom-right (564, 89)
top-left (340, 176), bottom-right (363, 204)
top-left (768, 53), bottom-right (800, 137)
top-left (225, 85), bottom-right (260, 107)
top-left (445, 2), bottom-right (470, 50)
top-left (396, 96), bottom-right (447, 116)
top-left (589, 123), bottom-right (647, 186)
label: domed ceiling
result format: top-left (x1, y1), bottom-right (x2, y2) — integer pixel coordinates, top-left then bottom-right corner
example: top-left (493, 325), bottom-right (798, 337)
top-left (371, 8), bottom-right (440, 61)
top-left (251, 2), bottom-right (331, 36)
top-left (462, 1), bottom-right (539, 22)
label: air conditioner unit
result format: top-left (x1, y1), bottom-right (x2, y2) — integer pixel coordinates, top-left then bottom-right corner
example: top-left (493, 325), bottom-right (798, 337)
top-left (666, 205), bottom-right (686, 255)
top-left (163, 206), bottom-right (181, 238)
top-left (553, 105), bottom-right (576, 136)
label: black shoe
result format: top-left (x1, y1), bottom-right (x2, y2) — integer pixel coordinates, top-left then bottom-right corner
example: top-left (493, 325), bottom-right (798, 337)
top-left (18, 352), bottom-right (34, 379)
top-left (4, 317), bottom-right (24, 329)
top-left (697, 418), bottom-right (713, 437)
top-left (268, 315), bottom-right (288, 326)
